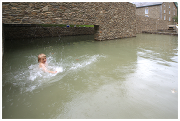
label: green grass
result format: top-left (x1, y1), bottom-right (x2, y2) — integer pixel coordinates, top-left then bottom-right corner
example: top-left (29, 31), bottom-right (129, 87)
top-left (76, 25), bottom-right (94, 27)
top-left (40, 24), bottom-right (94, 27)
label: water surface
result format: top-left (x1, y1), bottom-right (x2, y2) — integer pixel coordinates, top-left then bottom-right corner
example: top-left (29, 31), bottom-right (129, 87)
top-left (2, 34), bottom-right (178, 119)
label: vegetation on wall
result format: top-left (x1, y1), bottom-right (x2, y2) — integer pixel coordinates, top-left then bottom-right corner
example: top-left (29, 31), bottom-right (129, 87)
top-left (173, 16), bottom-right (178, 24)
top-left (173, 2), bottom-right (178, 24)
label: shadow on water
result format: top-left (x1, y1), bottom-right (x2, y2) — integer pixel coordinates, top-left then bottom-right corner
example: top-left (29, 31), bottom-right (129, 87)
top-left (2, 34), bottom-right (178, 119)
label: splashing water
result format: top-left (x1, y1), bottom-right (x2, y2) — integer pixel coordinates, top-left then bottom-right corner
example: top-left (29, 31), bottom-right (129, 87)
top-left (5, 54), bottom-right (105, 93)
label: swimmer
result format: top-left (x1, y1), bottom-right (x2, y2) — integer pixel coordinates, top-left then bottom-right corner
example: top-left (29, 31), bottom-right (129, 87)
top-left (38, 53), bottom-right (57, 74)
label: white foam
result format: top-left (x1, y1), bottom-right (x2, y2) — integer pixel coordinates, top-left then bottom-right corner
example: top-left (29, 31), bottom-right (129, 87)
top-left (69, 54), bottom-right (105, 70)
top-left (9, 54), bottom-right (106, 93)
top-left (55, 67), bottom-right (63, 73)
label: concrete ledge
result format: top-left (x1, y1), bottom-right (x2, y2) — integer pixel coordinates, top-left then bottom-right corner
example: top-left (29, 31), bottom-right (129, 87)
top-left (142, 30), bottom-right (178, 36)
top-left (175, 25), bottom-right (178, 33)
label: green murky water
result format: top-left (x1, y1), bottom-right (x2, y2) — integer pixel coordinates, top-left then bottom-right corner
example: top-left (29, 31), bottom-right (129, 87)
top-left (2, 34), bottom-right (178, 119)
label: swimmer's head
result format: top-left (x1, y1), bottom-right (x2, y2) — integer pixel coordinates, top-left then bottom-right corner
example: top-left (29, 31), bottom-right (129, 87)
top-left (38, 53), bottom-right (46, 63)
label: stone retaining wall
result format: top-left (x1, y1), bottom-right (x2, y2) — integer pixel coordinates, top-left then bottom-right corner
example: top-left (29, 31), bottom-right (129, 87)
top-left (2, 2), bottom-right (136, 41)
top-left (136, 15), bottom-right (168, 33)
top-left (3, 26), bottom-right (94, 40)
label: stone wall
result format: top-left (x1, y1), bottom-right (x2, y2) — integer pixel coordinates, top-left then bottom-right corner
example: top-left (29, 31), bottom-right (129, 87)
top-left (2, 2), bottom-right (136, 41)
top-left (3, 25), bottom-right (94, 40)
top-left (93, 3), bottom-right (136, 40)
top-left (136, 15), bottom-right (168, 33)
top-left (136, 5), bottom-right (162, 19)
top-left (162, 2), bottom-right (177, 25)
top-left (136, 2), bottom-right (177, 25)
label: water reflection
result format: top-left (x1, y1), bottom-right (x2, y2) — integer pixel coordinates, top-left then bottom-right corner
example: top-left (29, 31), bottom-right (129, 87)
top-left (2, 34), bottom-right (178, 119)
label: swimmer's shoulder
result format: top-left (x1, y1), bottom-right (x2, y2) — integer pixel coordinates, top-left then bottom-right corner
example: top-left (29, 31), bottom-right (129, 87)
top-left (39, 63), bottom-right (44, 68)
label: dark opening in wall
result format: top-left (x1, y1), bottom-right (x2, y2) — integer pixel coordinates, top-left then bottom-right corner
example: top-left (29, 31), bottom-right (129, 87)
top-left (94, 25), bottom-right (99, 31)
top-left (168, 27), bottom-right (174, 30)
top-left (3, 24), bottom-right (38, 27)
top-left (94, 25), bottom-right (100, 41)
top-left (3, 24), bottom-right (95, 40)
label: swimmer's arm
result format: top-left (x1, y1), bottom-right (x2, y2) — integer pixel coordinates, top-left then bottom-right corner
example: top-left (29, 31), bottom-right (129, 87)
top-left (40, 64), bottom-right (57, 74)
top-left (48, 70), bottom-right (57, 74)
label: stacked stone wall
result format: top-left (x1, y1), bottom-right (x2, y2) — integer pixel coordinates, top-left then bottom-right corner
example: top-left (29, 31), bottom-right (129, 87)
top-left (136, 2), bottom-right (177, 25)
top-left (93, 2), bottom-right (136, 40)
top-left (2, 2), bottom-right (136, 41)
top-left (136, 5), bottom-right (161, 19)
top-left (162, 2), bottom-right (177, 25)
top-left (136, 15), bottom-right (168, 33)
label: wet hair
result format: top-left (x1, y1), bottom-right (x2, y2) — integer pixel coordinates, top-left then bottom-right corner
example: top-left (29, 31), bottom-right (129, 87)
top-left (38, 53), bottom-right (46, 62)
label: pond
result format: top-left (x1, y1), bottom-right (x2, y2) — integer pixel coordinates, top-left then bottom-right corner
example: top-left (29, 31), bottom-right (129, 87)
top-left (2, 34), bottom-right (178, 119)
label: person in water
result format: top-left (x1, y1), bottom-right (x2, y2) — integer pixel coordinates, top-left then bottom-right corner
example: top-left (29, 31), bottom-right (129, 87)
top-left (38, 53), bottom-right (57, 74)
